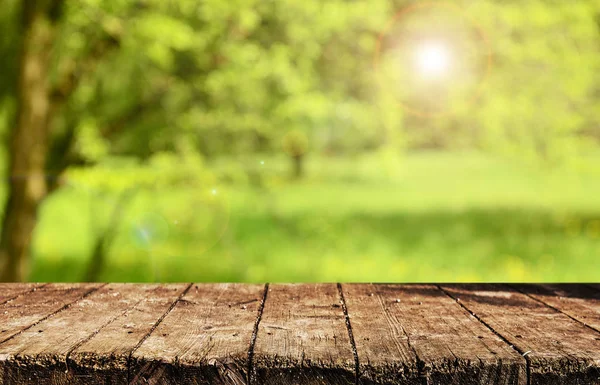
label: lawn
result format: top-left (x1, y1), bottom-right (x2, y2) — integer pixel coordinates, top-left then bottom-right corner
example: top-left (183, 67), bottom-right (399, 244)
top-left (27, 150), bottom-right (600, 282)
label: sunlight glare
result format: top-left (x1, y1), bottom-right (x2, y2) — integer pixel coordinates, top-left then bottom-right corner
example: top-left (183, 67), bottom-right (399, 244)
top-left (414, 42), bottom-right (451, 78)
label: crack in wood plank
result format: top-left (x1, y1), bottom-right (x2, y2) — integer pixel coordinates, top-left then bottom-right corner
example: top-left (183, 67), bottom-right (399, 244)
top-left (0, 284), bottom-right (598, 384)
top-left (0, 283), bottom-right (47, 307)
top-left (248, 283), bottom-right (269, 385)
top-left (0, 283), bottom-right (104, 346)
top-left (437, 285), bottom-right (531, 385)
top-left (337, 283), bottom-right (360, 385)
top-left (63, 296), bottom-right (147, 374)
top-left (440, 284), bottom-right (600, 385)
top-left (372, 284), bottom-right (426, 384)
top-left (129, 283), bottom-right (264, 384)
top-left (126, 282), bottom-right (193, 384)
top-left (342, 284), bottom-right (525, 384)
top-left (509, 284), bottom-right (600, 337)
top-left (252, 284), bottom-right (355, 385)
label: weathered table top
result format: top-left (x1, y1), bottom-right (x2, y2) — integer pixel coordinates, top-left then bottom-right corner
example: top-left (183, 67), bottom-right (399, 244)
top-left (0, 284), bottom-right (599, 385)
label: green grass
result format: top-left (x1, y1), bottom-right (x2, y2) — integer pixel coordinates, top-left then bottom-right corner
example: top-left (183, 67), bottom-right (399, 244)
top-left (27, 150), bottom-right (600, 282)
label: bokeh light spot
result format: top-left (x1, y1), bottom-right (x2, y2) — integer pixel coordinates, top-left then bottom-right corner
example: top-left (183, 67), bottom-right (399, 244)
top-left (374, 1), bottom-right (492, 117)
top-left (131, 212), bottom-right (170, 250)
top-left (414, 41), bottom-right (451, 78)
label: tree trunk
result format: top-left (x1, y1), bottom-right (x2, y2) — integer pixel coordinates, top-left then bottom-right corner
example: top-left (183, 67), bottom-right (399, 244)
top-left (292, 154), bottom-right (304, 180)
top-left (0, 1), bottom-right (63, 282)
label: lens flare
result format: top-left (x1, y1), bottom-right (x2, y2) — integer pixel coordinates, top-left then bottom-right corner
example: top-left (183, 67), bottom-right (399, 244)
top-left (414, 42), bottom-right (451, 78)
top-left (373, 1), bottom-right (492, 118)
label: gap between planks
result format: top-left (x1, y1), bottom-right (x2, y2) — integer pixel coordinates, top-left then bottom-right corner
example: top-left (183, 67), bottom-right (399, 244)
top-left (0, 283), bottom-right (48, 307)
top-left (438, 285), bottom-right (532, 385)
top-left (337, 283), bottom-right (360, 385)
top-left (2, 283), bottom-right (590, 385)
top-left (0, 283), bottom-right (270, 385)
top-left (370, 284), bottom-right (428, 385)
top-left (509, 284), bottom-right (600, 337)
top-left (127, 282), bottom-right (194, 384)
top-left (248, 283), bottom-right (269, 385)
top-left (0, 284), bottom-right (105, 346)
top-left (64, 297), bottom-right (146, 374)
top-left (124, 283), bottom-right (194, 384)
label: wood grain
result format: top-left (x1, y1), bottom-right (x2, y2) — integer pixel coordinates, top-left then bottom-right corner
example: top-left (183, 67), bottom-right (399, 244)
top-left (0, 284), bottom-right (164, 385)
top-left (130, 283), bottom-right (265, 385)
top-left (0, 283), bottom-right (101, 344)
top-left (69, 283), bottom-right (190, 384)
top-left (512, 284), bottom-right (600, 333)
top-left (0, 283), bottom-right (43, 305)
top-left (252, 283), bottom-right (355, 385)
top-left (342, 284), bottom-right (526, 385)
top-left (441, 284), bottom-right (600, 385)
top-left (0, 283), bottom-right (599, 385)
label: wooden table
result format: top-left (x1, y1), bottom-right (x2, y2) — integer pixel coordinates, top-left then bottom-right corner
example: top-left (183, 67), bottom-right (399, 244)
top-left (0, 284), bottom-right (599, 384)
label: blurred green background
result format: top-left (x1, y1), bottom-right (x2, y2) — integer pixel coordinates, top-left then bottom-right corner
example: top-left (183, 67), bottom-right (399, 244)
top-left (0, 0), bottom-right (599, 282)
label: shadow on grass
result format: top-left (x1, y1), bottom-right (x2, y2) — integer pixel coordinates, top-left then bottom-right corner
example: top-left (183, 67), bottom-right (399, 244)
top-left (236, 207), bottom-right (600, 256)
top-left (29, 207), bottom-right (600, 282)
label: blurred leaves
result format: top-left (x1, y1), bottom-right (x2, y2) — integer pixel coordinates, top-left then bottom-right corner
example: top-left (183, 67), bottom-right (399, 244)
top-left (0, 0), bottom-right (598, 282)
top-left (0, 0), bottom-right (599, 168)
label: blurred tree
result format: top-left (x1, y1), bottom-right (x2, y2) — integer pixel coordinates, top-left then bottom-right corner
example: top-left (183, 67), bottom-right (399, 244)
top-left (373, 0), bottom-right (600, 164)
top-left (449, 0), bottom-right (600, 165)
top-left (179, 0), bottom-right (394, 174)
top-left (0, 0), bottom-right (70, 281)
top-left (1, 0), bottom-right (599, 281)
top-left (0, 0), bottom-right (132, 280)
top-left (282, 129), bottom-right (309, 179)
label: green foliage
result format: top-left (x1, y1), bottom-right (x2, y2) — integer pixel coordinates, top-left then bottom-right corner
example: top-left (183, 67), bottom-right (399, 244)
top-left (2, 0), bottom-right (600, 165)
top-left (66, 147), bottom-right (215, 194)
top-left (2, 0), bottom-right (600, 281)
top-left (7, 0), bottom-right (598, 164)
top-left (464, 1), bottom-right (600, 164)
top-left (58, 0), bottom-right (396, 159)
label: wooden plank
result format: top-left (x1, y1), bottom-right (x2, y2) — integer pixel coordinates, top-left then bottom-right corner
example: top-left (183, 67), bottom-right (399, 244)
top-left (0, 284), bottom-right (168, 385)
top-left (0, 283), bottom-right (101, 344)
top-left (341, 283), bottom-right (419, 385)
top-left (441, 284), bottom-right (600, 385)
top-left (252, 283), bottom-right (355, 385)
top-left (342, 284), bottom-right (526, 385)
top-left (512, 284), bottom-right (600, 333)
top-left (130, 283), bottom-right (265, 385)
top-left (0, 283), bottom-right (43, 305)
top-left (68, 283), bottom-right (190, 385)
top-left (0, 283), bottom-right (597, 385)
